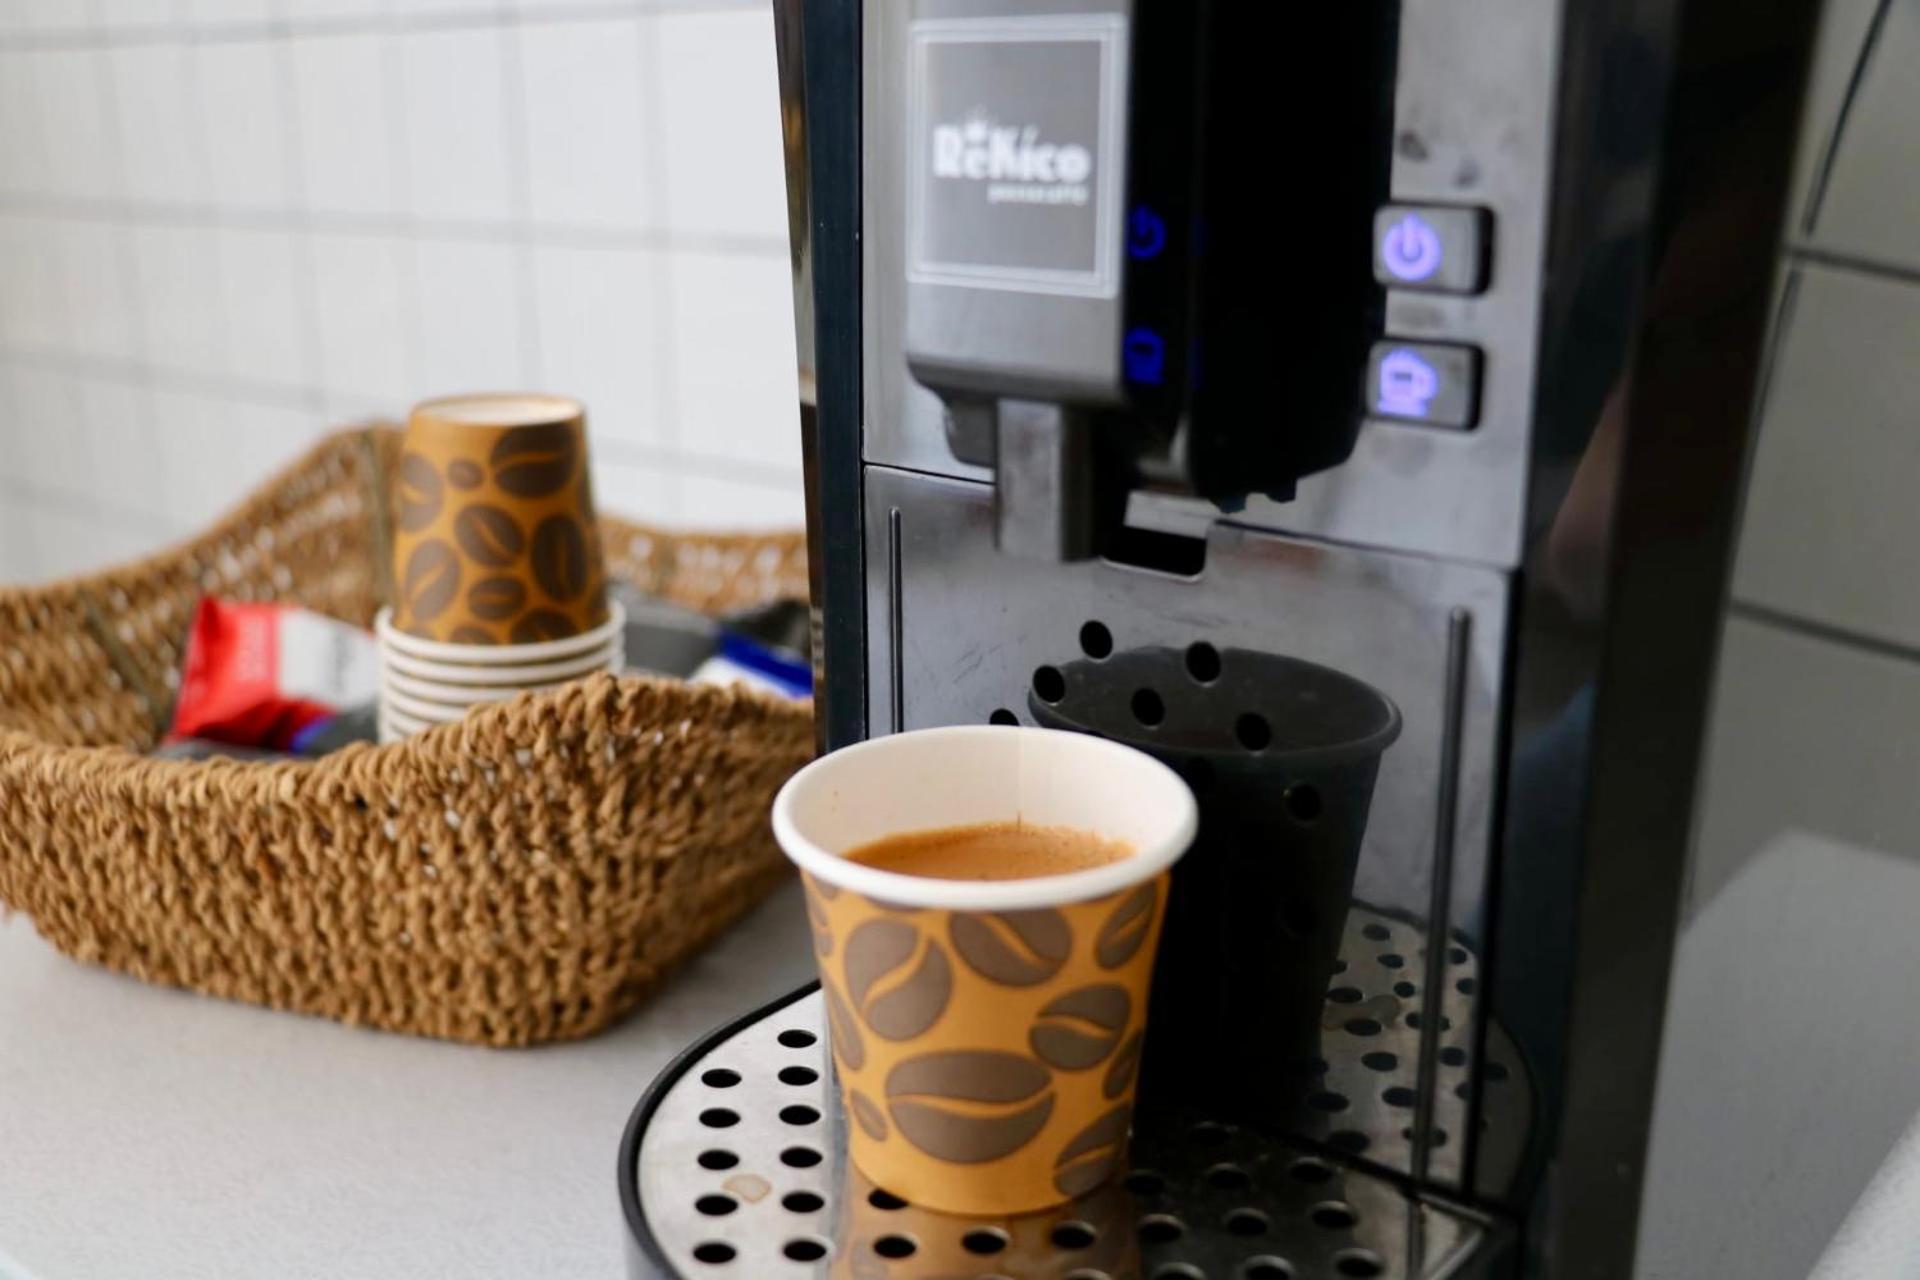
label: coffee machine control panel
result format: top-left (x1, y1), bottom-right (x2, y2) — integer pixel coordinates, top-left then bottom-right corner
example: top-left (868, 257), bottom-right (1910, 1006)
top-left (870, 0), bottom-right (1559, 569)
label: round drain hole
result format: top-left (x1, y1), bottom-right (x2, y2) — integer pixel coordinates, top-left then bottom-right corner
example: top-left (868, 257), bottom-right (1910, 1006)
top-left (782, 1191), bottom-right (823, 1213)
top-left (1051, 1221), bottom-right (1098, 1249)
top-left (1457, 976), bottom-right (1477, 995)
top-left (1185, 641), bottom-right (1222, 683)
top-left (1205, 1163), bottom-right (1251, 1191)
top-left (1361, 1051), bottom-right (1398, 1072)
top-left (1361, 922), bottom-right (1391, 942)
top-left (1383, 1086), bottom-right (1417, 1108)
top-left (780, 1146), bottom-right (822, 1168)
top-left (1236, 712), bottom-right (1273, 751)
top-left (1328, 1129), bottom-right (1371, 1153)
top-left (700, 1068), bottom-right (741, 1088)
top-left (868, 1188), bottom-right (907, 1210)
top-left (989, 708), bottom-right (1019, 725)
top-left (696, 1149), bottom-right (737, 1171)
top-left (779, 1104), bottom-right (821, 1126)
top-left (698, 1108), bottom-right (739, 1129)
top-left (1307, 1090), bottom-right (1350, 1113)
top-left (873, 1234), bottom-right (917, 1259)
top-left (1033, 665), bottom-right (1067, 703)
top-left (1335, 1249), bottom-right (1386, 1277)
top-left (1327, 986), bottom-right (1363, 1005)
top-left (1138, 1215), bottom-right (1185, 1245)
top-left (1080, 621), bottom-right (1114, 659)
top-left (1440, 1046), bottom-right (1468, 1067)
top-left (1123, 1168), bottom-right (1166, 1195)
top-left (691, 1241), bottom-right (735, 1265)
top-left (1311, 1201), bottom-right (1358, 1230)
top-left (776, 1028), bottom-right (816, 1049)
top-left (1227, 1208), bottom-right (1270, 1236)
top-left (962, 1228), bottom-right (1009, 1255)
top-left (783, 1237), bottom-right (829, 1262)
top-left (1242, 1259), bottom-right (1295, 1280)
top-left (694, 1194), bottom-right (737, 1217)
top-left (1378, 952), bottom-right (1405, 969)
top-left (778, 1065), bottom-right (818, 1086)
top-left (1153, 1266), bottom-right (1206, 1280)
top-left (1288, 1157), bottom-right (1334, 1184)
top-left (1132, 688), bottom-right (1166, 726)
top-left (1392, 980), bottom-right (1418, 999)
top-left (1343, 1018), bottom-right (1383, 1037)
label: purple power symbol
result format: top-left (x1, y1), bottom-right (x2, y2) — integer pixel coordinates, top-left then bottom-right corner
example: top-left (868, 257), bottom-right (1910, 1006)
top-left (1377, 348), bottom-right (1440, 417)
top-left (1381, 212), bottom-right (1444, 282)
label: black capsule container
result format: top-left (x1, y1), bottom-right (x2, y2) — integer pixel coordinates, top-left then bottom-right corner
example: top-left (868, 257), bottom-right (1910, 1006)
top-left (1028, 646), bottom-right (1401, 1125)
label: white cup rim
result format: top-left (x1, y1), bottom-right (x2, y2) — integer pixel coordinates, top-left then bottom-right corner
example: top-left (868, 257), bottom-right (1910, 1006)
top-left (378, 641), bottom-right (621, 684)
top-left (375, 600), bottom-right (626, 664)
top-left (383, 666), bottom-right (606, 706)
top-left (382, 684), bottom-right (473, 723)
top-left (772, 725), bottom-right (1197, 912)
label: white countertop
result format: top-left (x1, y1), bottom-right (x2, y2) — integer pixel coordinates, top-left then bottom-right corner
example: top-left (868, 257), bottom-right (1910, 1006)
top-left (0, 880), bottom-right (814, 1280)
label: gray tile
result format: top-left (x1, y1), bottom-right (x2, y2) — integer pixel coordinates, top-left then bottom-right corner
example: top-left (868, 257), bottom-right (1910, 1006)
top-left (1690, 614), bottom-right (1920, 912)
top-left (1733, 264), bottom-right (1920, 650)
top-left (1785, 0), bottom-right (1886, 235)
top-left (1808, 0), bottom-right (1920, 269)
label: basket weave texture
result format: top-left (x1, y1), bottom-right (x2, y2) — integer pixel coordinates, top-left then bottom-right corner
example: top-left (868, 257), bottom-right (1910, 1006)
top-left (0, 427), bottom-right (814, 1047)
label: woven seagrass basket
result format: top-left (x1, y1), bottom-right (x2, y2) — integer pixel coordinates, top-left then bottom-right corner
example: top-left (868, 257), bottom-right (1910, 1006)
top-left (0, 427), bottom-right (814, 1047)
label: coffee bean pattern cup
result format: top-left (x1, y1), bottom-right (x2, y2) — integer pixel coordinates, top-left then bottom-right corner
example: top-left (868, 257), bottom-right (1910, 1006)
top-left (390, 394), bottom-right (608, 644)
top-left (773, 724), bottom-right (1198, 1217)
top-left (807, 874), bottom-right (1169, 1215)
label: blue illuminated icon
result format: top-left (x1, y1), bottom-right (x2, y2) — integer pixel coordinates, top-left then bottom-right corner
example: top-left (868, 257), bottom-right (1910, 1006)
top-left (1129, 205), bottom-right (1167, 259)
top-left (1124, 328), bottom-right (1166, 385)
top-left (1380, 212), bottom-right (1444, 282)
top-left (1377, 348), bottom-right (1439, 417)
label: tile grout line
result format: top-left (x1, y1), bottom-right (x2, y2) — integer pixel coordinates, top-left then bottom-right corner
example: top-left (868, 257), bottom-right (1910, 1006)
top-left (0, 345), bottom-right (803, 490)
top-left (1729, 599), bottom-right (1920, 673)
top-left (497, 2), bottom-right (545, 390)
top-left (0, 190), bottom-right (788, 257)
top-left (636, 8), bottom-right (682, 518)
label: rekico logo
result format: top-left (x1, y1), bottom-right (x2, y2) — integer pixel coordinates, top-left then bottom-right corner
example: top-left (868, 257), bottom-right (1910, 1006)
top-left (931, 113), bottom-right (1093, 206)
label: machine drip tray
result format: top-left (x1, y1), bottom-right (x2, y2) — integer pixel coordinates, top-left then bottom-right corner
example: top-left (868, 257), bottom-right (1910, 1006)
top-left (620, 959), bottom-right (1509, 1278)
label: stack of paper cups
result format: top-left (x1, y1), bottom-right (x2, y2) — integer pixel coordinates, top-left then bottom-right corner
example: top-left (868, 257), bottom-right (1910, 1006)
top-left (378, 392), bottom-right (621, 744)
top-left (375, 603), bottom-right (625, 743)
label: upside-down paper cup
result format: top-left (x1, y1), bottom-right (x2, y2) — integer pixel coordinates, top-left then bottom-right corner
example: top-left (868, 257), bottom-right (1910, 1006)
top-left (390, 393), bottom-right (609, 644)
top-left (771, 726), bottom-right (1198, 1216)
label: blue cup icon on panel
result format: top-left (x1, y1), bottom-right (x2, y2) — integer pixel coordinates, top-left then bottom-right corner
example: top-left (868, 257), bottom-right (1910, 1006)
top-left (1376, 348), bottom-right (1439, 418)
top-left (1125, 327), bottom-right (1167, 385)
top-left (1129, 205), bottom-right (1167, 259)
top-left (1380, 212), bottom-right (1444, 283)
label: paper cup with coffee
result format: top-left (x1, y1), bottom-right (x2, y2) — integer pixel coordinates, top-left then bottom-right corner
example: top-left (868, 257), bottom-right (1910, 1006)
top-left (390, 393), bottom-right (608, 644)
top-left (772, 725), bottom-right (1198, 1216)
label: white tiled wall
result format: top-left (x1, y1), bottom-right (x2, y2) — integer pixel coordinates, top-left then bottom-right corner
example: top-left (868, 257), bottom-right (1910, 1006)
top-left (0, 0), bottom-right (805, 586)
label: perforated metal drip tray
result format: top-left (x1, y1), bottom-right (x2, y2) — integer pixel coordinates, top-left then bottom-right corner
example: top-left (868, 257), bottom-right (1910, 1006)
top-left (619, 987), bottom-right (1504, 1280)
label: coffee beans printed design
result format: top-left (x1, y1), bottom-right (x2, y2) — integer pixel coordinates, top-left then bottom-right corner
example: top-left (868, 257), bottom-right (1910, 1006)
top-left (1095, 883), bottom-right (1157, 969)
top-left (849, 1090), bottom-right (890, 1141)
top-left (950, 909), bottom-right (1071, 986)
top-left (1028, 984), bottom-right (1131, 1071)
top-left (1102, 1029), bottom-right (1144, 1100)
top-left (396, 454), bottom-right (443, 532)
top-left (490, 423), bottom-right (577, 498)
top-left (399, 541), bottom-right (460, 624)
top-left (390, 415), bottom-right (607, 642)
top-left (886, 1051), bottom-right (1055, 1164)
top-left (510, 610), bottom-right (580, 643)
top-left (813, 877), bottom-right (1168, 1209)
top-left (531, 514), bottom-right (591, 604)
top-left (467, 576), bottom-right (526, 622)
top-left (844, 919), bottom-right (952, 1041)
top-left (452, 504), bottom-right (524, 567)
top-left (823, 981), bottom-right (866, 1072)
top-left (1052, 1104), bottom-right (1130, 1197)
top-left (803, 883), bottom-right (834, 958)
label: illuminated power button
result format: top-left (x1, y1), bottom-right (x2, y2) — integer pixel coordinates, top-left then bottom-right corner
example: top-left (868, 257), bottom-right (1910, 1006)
top-left (1373, 205), bottom-right (1490, 294)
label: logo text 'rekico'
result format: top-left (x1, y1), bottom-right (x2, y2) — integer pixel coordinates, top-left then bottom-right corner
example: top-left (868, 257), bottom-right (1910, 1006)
top-left (931, 115), bottom-right (1093, 206)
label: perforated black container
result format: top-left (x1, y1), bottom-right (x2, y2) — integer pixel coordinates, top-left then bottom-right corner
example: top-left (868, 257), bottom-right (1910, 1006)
top-left (1029, 645), bottom-right (1402, 1125)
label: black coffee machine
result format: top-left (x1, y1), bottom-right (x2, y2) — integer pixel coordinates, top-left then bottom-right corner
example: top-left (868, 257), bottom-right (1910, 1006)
top-left (619, 0), bottom-right (1817, 1275)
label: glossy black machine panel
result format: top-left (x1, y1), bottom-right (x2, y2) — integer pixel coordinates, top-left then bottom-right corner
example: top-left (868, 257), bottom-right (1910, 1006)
top-left (779, 0), bottom-right (1819, 1273)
